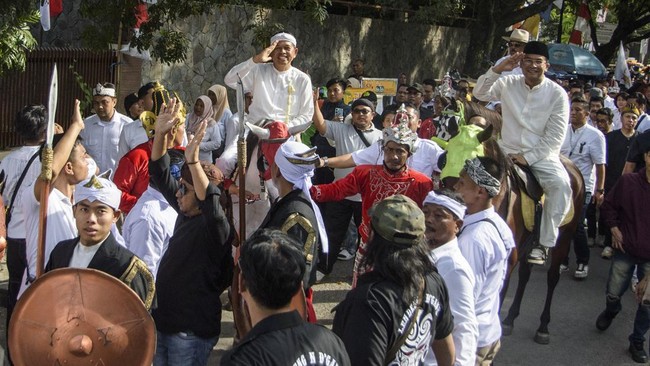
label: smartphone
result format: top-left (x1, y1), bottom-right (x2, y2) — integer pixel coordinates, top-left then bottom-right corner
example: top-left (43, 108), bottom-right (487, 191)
top-left (334, 108), bottom-right (344, 119)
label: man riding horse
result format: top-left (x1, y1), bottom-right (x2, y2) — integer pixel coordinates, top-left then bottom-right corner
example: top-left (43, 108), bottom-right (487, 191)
top-left (473, 41), bottom-right (572, 265)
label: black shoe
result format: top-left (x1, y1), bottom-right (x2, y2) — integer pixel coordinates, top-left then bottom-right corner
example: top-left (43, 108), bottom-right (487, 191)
top-left (629, 342), bottom-right (648, 363)
top-left (596, 310), bottom-right (616, 331)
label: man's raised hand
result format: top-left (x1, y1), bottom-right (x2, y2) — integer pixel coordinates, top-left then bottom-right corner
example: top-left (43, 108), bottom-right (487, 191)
top-left (253, 41), bottom-right (278, 64)
top-left (155, 98), bottom-right (181, 136)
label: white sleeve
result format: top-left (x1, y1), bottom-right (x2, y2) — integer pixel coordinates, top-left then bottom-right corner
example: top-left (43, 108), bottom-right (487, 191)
top-left (124, 217), bottom-right (165, 276)
top-left (117, 125), bottom-right (131, 162)
top-left (351, 141), bottom-right (383, 165)
top-left (473, 69), bottom-right (503, 103)
top-left (224, 58), bottom-right (257, 90)
top-left (288, 74), bottom-right (314, 128)
top-left (445, 269), bottom-right (479, 366)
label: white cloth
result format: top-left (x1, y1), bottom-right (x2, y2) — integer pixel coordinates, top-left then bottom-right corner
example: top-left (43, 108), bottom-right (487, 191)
top-left (123, 187), bottom-right (176, 277)
top-left (612, 109), bottom-right (622, 130)
top-left (75, 176), bottom-right (122, 211)
top-left (224, 58), bottom-right (314, 128)
top-left (0, 145), bottom-right (42, 238)
top-left (193, 119), bottom-right (221, 162)
top-left (352, 138), bottom-right (444, 177)
top-left (494, 55), bottom-right (523, 76)
top-left (215, 115), bottom-right (247, 179)
top-left (274, 141), bottom-right (328, 253)
top-left (474, 69), bottom-right (572, 248)
top-left (117, 119), bottom-right (148, 162)
top-left (81, 111), bottom-right (133, 174)
top-left (69, 241), bottom-right (102, 268)
top-left (423, 191), bottom-right (466, 219)
top-left (324, 120), bottom-right (382, 201)
top-left (560, 124), bottom-right (606, 193)
top-left (19, 186), bottom-right (77, 297)
top-left (636, 113), bottom-right (650, 133)
top-left (426, 238), bottom-right (478, 366)
top-left (457, 207), bottom-right (515, 348)
top-left (604, 95), bottom-right (616, 110)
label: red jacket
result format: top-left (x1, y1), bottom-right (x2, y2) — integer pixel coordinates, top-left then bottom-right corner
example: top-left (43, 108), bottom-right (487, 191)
top-left (113, 141), bottom-right (153, 214)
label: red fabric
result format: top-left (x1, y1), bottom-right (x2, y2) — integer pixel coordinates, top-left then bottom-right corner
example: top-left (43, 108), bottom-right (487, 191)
top-left (50, 0), bottom-right (63, 17)
top-left (113, 141), bottom-right (153, 214)
top-left (134, 3), bottom-right (148, 29)
top-left (418, 118), bottom-right (436, 140)
top-left (259, 121), bottom-right (291, 181)
top-left (310, 164), bottom-right (433, 244)
top-left (305, 288), bottom-right (317, 323)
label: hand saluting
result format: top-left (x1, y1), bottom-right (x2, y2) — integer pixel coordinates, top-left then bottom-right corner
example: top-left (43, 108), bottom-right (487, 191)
top-left (253, 41), bottom-right (278, 64)
top-left (493, 52), bottom-right (525, 73)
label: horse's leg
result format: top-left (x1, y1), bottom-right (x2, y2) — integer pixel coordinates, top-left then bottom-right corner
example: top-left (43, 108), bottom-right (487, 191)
top-left (535, 228), bottom-right (573, 344)
top-left (502, 253), bottom-right (534, 336)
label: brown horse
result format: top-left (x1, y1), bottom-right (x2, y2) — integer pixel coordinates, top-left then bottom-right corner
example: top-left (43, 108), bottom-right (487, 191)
top-left (445, 101), bottom-right (585, 344)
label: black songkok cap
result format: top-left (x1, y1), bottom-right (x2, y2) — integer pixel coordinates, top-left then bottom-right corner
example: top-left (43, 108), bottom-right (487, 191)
top-left (351, 98), bottom-right (375, 112)
top-left (523, 41), bottom-right (549, 59)
top-left (138, 82), bottom-right (156, 99)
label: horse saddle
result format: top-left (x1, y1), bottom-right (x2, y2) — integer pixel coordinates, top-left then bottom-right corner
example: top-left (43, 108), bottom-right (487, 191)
top-left (512, 163), bottom-right (543, 202)
top-left (513, 164), bottom-right (575, 232)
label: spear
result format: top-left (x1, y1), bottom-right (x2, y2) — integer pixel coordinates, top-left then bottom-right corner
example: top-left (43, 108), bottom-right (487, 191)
top-left (236, 75), bottom-right (246, 243)
top-left (35, 64), bottom-right (57, 278)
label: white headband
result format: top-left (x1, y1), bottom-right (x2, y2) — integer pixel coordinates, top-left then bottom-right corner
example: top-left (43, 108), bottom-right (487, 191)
top-left (423, 191), bottom-right (466, 219)
top-left (274, 141), bottom-right (328, 253)
top-left (93, 83), bottom-right (116, 97)
top-left (75, 176), bottom-right (121, 211)
top-left (270, 32), bottom-right (297, 47)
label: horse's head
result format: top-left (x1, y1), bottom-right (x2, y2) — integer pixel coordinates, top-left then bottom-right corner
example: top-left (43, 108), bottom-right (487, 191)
top-left (439, 124), bottom-right (494, 187)
top-left (246, 120), bottom-right (311, 180)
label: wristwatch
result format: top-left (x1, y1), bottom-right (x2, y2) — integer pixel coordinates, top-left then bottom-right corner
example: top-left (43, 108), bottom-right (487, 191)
top-left (322, 156), bottom-right (329, 167)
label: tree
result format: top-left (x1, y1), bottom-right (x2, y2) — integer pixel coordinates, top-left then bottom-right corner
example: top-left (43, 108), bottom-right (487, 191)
top-left (0, 2), bottom-right (39, 76)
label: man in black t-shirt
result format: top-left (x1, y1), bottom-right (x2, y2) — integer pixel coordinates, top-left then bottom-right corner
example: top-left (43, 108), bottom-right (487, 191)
top-left (332, 195), bottom-right (455, 366)
top-left (221, 230), bottom-right (350, 366)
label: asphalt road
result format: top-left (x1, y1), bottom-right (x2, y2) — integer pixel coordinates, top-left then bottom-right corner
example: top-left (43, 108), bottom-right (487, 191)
top-left (0, 246), bottom-right (646, 365)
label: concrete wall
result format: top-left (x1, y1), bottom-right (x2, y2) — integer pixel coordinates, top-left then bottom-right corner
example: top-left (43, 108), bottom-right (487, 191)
top-left (36, 4), bottom-right (469, 106)
top-left (141, 6), bottom-right (469, 105)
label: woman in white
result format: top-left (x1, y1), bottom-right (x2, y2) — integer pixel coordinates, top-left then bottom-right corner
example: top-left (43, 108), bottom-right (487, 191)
top-left (185, 95), bottom-right (221, 162)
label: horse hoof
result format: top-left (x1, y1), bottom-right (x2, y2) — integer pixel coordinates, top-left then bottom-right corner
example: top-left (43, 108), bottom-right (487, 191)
top-left (534, 331), bottom-right (550, 344)
top-left (502, 323), bottom-right (513, 336)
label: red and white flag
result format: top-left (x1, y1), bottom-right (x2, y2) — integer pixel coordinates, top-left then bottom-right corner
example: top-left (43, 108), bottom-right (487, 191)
top-left (40, 0), bottom-right (63, 31)
top-left (615, 41), bottom-right (632, 88)
top-left (569, 1), bottom-right (591, 45)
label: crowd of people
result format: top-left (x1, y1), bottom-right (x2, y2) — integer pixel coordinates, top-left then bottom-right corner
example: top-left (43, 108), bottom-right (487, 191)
top-left (1, 28), bottom-right (650, 365)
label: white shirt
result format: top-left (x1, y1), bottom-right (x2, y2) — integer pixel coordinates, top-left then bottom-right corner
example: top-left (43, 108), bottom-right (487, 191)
top-left (324, 121), bottom-right (383, 201)
top-left (458, 207), bottom-right (515, 347)
top-left (123, 187), bottom-right (177, 277)
top-left (494, 55), bottom-right (523, 76)
top-left (0, 146), bottom-right (42, 238)
top-left (19, 186), bottom-right (76, 297)
top-left (427, 238), bottom-right (478, 366)
top-left (604, 95), bottom-right (616, 110)
top-left (560, 123), bottom-right (606, 193)
top-left (636, 113), bottom-right (650, 133)
top-left (612, 109), bottom-right (622, 131)
top-left (474, 69), bottom-right (570, 165)
top-left (69, 241), bottom-right (103, 268)
top-left (352, 138), bottom-right (444, 177)
top-left (224, 58), bottom-right (314, 128)
top-left (117, 119), bottom-right (148, 162)
top-left (81, 111), bottom-right (133, 174)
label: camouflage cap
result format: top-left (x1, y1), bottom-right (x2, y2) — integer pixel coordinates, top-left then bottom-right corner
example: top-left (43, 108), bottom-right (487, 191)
top-left (370, 195), bottom-right (425, 246)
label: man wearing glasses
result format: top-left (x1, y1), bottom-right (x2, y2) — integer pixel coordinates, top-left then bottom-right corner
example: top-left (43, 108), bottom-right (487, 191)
top-left (494, 29), bottom-right (530, 77)
top-left (311, 98), bottom-right (383, 275)
top-left (474, 41), bottom-right (572, 266)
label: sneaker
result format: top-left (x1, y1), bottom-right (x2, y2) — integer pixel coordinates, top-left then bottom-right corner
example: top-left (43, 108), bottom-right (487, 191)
top-left (559, 264), bottom-right (569, 273)
top-left (574, 264), bottom-right (589, 279)
top-left (601, 246), bottom-right (614, 259)
top-left (337, 249), bottom-right (355, 261)
top-left (629, 342), bottom-right (648, 363)
top-left (596, 310), bottom-right (616, 331)
top-left (527, 245), bottom-right (549, 265)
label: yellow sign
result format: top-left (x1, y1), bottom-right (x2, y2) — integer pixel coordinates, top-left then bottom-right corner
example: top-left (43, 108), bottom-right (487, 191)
top-left (362, 78), bottom-right (398, 96)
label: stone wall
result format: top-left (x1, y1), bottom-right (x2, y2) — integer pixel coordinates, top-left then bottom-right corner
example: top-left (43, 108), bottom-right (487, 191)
top-left (141, 6), bottom-right (469, 105)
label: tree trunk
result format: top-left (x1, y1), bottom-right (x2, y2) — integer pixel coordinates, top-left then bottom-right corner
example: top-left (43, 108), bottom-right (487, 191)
top-left (464, 4), bottom-right (500, 78)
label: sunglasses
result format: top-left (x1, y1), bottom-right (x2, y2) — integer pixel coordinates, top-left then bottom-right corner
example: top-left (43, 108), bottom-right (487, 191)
top-left (352, 108), bottom-right (371, 115)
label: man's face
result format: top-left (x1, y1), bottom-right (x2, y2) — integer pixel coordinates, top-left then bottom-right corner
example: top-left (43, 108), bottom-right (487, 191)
top-left (92, 96), bottom-right (117, 121)
top-left (423, 84), bottom-right (434, 102)
top-left (383, 140), bottom-right (409, 172)
top-left (175, 179), bottom-right (201, 217)
top-left (404, 107), bottom-right (420, 132)
top-left (74, 200), bottom-right (119, 246)
top-left (595, 114), bottom-right (612, 134)
top-left (327, 83), bottom-right (344, 103)
top-left (396, 86), bottom-right (409, 103)
top-left (621, 112), bottom-right (638, 132)
top-left (453, 170), bottom-right (481, 208)
top-left (271, 41), bottom-right (298, 70)
top-left (570, 102), bottom-right (589, 126)
top-left (589, 101), bottom-right (603, 120)
top-left (507, 41), bottom-right (526, 56)
top-left (67, 144), bottom-right (90, 184)
top-left (352, 61), bottom-right (364, 75)
top-left (521, 55), bottom-right (548, 85)
top-left (408, 90), bottom-right (423, 106)
top-left (422, 203), bottom-right (460, 248)
top-left (141, 88), bottom-right (154, 112)
top-left (351, 104), bottom-right (374, 130)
